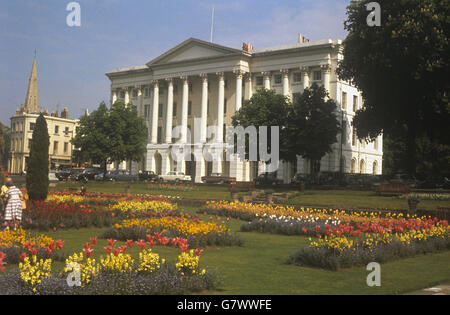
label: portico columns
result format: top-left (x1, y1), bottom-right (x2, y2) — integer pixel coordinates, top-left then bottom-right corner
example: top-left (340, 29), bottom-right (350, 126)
top-left (124, 88), bottom-right (130, 105)
top-left (263, 72), bottom-right (271, 90)
top-left (213, 72), bottom-right (225, 174)
top-left (321, 64), bottom-right (331, 97)
top-left (200, 73), bottom-right (208, 143)
top-left (111, 89), bottom-right (117, 105)
top-left (234, 70), bottom-right (244, 111)
top-left (151, 80), bottom-right (159, 144)
top-left (180, 76), bottom-right (189, 144)
top-left (281, 69), bottom-right (290, 96)
top-left (165, 78), bottom-right (174, 143)
top-left (244, 74), bottom-right (253, 100)
top-left (302, 66), bottom-right (310, 90)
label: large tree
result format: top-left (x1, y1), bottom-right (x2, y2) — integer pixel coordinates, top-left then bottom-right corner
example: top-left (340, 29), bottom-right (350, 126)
top-left (72, 100), bottom-right (147, 176)
top-left (336, 0), bottom-right (450, 175)
top-left (26, 114), bottom-right (50, 201)
top-left (285, 84), bottom-right (341, 176)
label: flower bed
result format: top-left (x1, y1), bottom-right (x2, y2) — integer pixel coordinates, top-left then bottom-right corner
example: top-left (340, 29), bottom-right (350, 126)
top-left (0, 235), bottom-right (218, 295)
top-left (285, 219), bottom-right (450, 270)
top-left (102, 213), bottom-right (243, 248)
top-left (22, 200), bottom-right (114, 231)
top-left (0, 228), bottom-right (66, 264)
top-left (108, 200), bottom-right (178, 213)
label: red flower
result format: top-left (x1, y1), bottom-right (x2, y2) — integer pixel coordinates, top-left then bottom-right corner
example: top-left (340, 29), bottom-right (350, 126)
top-left (112, 248), bottom-right (120, 256)
top-left (30, 248), bottom-right (38, 256)
top-left (147, 239), bottom-right (156, 248)
top-left (301, 227), bottom-right (308, 234)
top-left (46, 247), bottom-right (53, 255)
top-left (107, 239), bottom-right (117, 247)
top-left (126, 240), bottom-right (134, 248)
top-left (194, 249), bottom-right (203, 256)
top-left (137, 239), bottom-right (147, 250)
top-left (19, 252), bottom-right (27, 261)
top-left (90, 237), bottom-right (98, 246)
top-left (159, 237), bottom-right (170, 246)
top-left (146, 234), bottom-right (154, 242)
top-left (83, 248), bottom-right (94, 258)
top-left (104, 246), bottom-right (112, 254)
top-left (56, 240), bottom-right (65, 250)
top-left (179, 244), bottom-right (189, 252)
top-left (315, 226), bottom-right (321, 233)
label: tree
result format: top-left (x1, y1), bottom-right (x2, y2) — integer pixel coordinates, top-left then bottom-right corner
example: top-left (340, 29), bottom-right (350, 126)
top-left (26, 114), bottom-right (49, 201)
top-left (336, 0), bottom-right (450, 175)
top-left (285, 84), bottom-right (340, 176)
top-left (231, 88), bottom-right (289, 165)
top-left (72, 101), bottom-right (147, 176)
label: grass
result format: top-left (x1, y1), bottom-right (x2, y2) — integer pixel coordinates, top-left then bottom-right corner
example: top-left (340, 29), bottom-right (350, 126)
top-left (3, 205), bottom-right (450, 295)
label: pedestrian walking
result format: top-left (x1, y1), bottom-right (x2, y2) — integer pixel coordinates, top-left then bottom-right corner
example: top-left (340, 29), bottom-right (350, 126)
top-left (3, 179), bottom-right (23, 231)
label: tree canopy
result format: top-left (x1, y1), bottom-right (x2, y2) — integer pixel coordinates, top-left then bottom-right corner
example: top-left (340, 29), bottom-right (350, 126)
top-left (337, 0), bottom-right (450, 174)
top-left (72, 101), bottom-right (147, 174)
top-left (26, 114), bottom-right (49, 201)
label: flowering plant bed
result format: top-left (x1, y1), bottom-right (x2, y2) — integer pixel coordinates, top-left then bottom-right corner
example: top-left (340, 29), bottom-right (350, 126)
top-left (0, 235), bottom-right (218, 295)
top-left (101, 213), bottom-right (244, 248)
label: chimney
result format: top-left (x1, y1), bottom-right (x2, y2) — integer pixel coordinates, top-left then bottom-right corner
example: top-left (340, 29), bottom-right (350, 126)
top-left (242, 42), bottom-right (254, 52)
top-left (298, 33), bottom-right (310, 44)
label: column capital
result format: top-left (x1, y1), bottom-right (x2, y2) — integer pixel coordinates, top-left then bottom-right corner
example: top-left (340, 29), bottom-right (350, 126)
top-left (232, 69), bottom-right (246, 78)
top-left (300, 66), bottom-right (310, 73)
top-left (199, 73), bottom-right (209, 82)
top-left (179, 75), bottom-right (188, 82)
top-left (261, 71), bottom-right (271, 77)
top-left (320, 64), bottom-right (331, 73)
top-left (151, 80), bottom-right (159, 87)
top-left (216, 72), bottom-right (225, 79)
top-left (280, 69), bottom-right (289, 77)
top-left (165, 77), bottom-right (174, 83)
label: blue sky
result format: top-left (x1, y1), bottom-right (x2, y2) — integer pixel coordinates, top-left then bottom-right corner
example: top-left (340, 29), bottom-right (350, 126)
top-left (0, 0), bottom-right (349, 125)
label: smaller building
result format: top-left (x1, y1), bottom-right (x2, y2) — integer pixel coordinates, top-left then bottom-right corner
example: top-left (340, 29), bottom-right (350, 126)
top-left (8, 56), bottom-right (79, 174)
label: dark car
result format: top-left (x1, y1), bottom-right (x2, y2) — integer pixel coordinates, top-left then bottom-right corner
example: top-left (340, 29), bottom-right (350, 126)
top-left (201, 173), bottom-right (236, 184)
top-left (55, 168), bottom-right (73, 181)
top-left (138, 171), bottom-right (159, 182)
top-left (254, 172), bottom-right (284, 186)
top-left (71, 168), bottom-right (102, 182)
top-left (291, 173), bottom-right (309, 186)
top-left (105, 170), bottom-right (138, 182)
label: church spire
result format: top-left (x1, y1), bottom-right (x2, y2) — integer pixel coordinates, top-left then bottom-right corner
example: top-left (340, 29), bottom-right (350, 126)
top-left (24, 54), bottom-right (39, 113)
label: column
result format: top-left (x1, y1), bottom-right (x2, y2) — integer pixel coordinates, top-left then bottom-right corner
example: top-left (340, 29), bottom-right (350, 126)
top-left (124, 88), bottom-right (130, 105)
top-left (234, 70), bottom-right (244, 111)
top-left (301, 66), bottom-right (310, 90)
top-left (165, 78), bottom-right (174, 143)
top-left (263, 72), bottom-right (271, 89)
top-left (111, 89), bottom-right (117, 105)
top-left (244, 74), bottom-right (253, 100)
top-left (216, 72), bottom-right (225, 143)
top-left (180, 76), bottom-right (189, 143)
top-left (137, 86), bottom-right (143, 116)
top-left (200, 73), bottom-right (208, 143)
top-left (151, 80), bottom-right (159, 144)
top-left (321, 64), bottom-right (331, 97)
top-left (281, 69), bottom-right (290, 96)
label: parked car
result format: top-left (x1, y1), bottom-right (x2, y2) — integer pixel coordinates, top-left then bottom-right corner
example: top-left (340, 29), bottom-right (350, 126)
top-left (139, 171), bottom-right (160, 182)
top-left (254, 172), bottom-right (284, 186)
top-left (159, 171), bottom-right (191, 183)
top-left (201, 173), bottom-right (235, 184)
top-left (104, 170), bottom-right (138, 182)
top-left (55, 168), bottom-right (73, 181)
top-left (94, 171), bottom-right (112, 181)
top-left (70, 168), bottom-right (102, 182)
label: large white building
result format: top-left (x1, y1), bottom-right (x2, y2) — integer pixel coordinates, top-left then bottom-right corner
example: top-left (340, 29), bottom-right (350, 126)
top-left (106, 36), bottom-right (383, 183)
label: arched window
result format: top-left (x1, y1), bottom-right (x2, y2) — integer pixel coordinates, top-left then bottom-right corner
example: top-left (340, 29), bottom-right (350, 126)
top-left (372, 161), bottom-right (378, 175)
top-left (351, 158), bottom-right (357, 173)
top-left (360, 159), bottom-right (366, 174)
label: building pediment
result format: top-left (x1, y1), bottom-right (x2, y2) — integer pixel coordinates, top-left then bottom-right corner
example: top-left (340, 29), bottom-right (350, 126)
top-left (146, 38), bottom-right (243, 67)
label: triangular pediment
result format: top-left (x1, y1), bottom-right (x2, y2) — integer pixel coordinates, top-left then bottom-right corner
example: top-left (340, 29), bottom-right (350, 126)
top-left (146, 38), bottom-right (242, 67)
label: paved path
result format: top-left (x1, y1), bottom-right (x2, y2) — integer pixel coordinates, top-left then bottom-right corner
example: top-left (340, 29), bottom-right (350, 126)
top-left (405, 283), bottom-right (450, 295)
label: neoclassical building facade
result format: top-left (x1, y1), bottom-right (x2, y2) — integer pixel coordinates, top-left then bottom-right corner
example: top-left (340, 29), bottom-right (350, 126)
top-left (106, 37), bottom-right (383, 182)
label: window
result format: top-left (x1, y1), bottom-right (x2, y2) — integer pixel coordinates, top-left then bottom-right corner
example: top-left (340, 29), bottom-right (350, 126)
top-left (224, 98), bottom-right (227, 113)
top-left (120, 91), bottom-right (125, 98)
top-left (313, 71), bottom-right (322, 81)
top-left (144, 105), bottom-right (150, 118)
top-left (342, 92), bottom-right (347, 110)
top-left (65, 127), bottom-right (69, 135)
top-left (352, 128), bottom-right (357, 147)
top-left (158, 104), bottom-right (163, 118)
top-left (274, 74), bottom-right (282, 84)
top-left (157, 127), bottom-right (162, 144)
top-left (64, 142), bottom-right (69, 154)
top-left (132, 89), bottom-right (138, 98)
top-left (30, 123), bottom-right (35, 131)
top-left (173, 102), bottom-right (177, 117)
top-left (159, 89), bottom-right (164, 96)
top-left (256, 76), bottom-right (263, 86)
top-left (353, 95), bottom-right (358, 112)
top-left (293, 72), bottom-right (302, 83)
top-left (188, 101), bottom-right (192, 116)
top-left (144, 88), bottom-right (150, 97)
top-left (224, 80), bottom-right (228, 89)
top-left (54, 125), bottom-right (59, 134)
top-left (53, 141), bottom-right (58, 155)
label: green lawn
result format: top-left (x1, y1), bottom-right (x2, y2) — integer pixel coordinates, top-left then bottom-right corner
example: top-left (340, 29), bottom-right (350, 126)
top-left (4, 205), bottom-right (450, 295)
